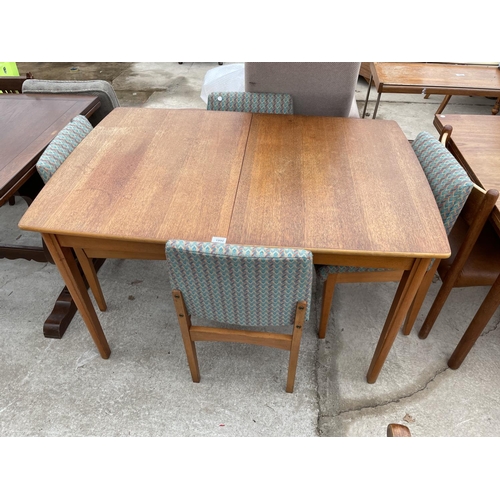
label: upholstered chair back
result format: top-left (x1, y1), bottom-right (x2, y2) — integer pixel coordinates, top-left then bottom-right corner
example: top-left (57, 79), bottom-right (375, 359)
top-left (207, 91), bottom-right (293, 114)
top-left (36, 115), bottom-right (93, 183)
top-left (412, 131), bottom-right (474, 234)
top-left (165, 240), bottom-right (313, 326)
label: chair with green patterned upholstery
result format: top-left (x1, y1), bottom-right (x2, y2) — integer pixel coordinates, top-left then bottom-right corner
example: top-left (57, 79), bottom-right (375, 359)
top-left (165, 239), bottom-right (313, 392)
top-left (35, 114), bottom-right (93, 184)
top-left (316, 130), bottom-right (475, 339)
top-left (207, 91), bottom-right (293, 114)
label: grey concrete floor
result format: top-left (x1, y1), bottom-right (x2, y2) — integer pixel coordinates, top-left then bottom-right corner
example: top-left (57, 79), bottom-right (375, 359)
top-left (2, 62), bottom-right (500, 439)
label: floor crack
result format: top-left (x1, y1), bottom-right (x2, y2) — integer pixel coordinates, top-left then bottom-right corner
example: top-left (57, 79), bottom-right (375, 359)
top-left (324, 364), bottom-right (450, 419)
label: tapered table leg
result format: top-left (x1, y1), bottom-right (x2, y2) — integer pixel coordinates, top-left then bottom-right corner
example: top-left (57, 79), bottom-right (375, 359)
top-left (42, 233), bottom-right (110, 359)
top-left (42, 257), bottom-right (106, 339)
top-left (367, 258), bottom-right (430, 383)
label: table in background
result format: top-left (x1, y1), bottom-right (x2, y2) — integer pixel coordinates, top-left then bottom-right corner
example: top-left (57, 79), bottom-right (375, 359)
top-left (363, 63), bottom-right (500, 119)
top-left (19, 108), bottom-right (450, 383)
top-left (0, 93), bottom-right (101, 337)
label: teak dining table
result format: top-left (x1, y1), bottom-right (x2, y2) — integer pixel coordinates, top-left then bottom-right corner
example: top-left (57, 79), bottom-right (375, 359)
top-left (18, 108), bottom-right (451, 383)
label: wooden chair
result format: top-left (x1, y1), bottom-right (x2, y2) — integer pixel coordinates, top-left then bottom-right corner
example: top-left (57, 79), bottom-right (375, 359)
top-left (317, 130), bottom-right (475, 339)
top-left (165, 240), bottom-right (313, 393)
top-left (35, 114), bottom-right (93, 184)
top-left (0, 72), bottom-right (33, 94)
top-left (407, 185), bottom-right (499, 339)
top-left (387, 424), bottom-right (411, 437)
top-left (22, 79), bottom-right (120, 126)
top-left (412, 125), bottom-right (500, 344)
top-left (207, 91), bottom-right (293, 114)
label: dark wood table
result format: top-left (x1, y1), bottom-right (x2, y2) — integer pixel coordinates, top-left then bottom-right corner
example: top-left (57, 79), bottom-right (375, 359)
top-left (19, 108), bottom-right (450, 383)
top-left (363, 63), bottom-right (500, 119)
top-left (433, 113), bottom-right (500, 368)
top-left (0, 93), bottom-right (101, 337)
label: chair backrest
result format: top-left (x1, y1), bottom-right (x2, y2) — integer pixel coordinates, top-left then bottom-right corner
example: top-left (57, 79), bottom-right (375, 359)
top-left (22, 79), bottom-right (120, 126)
top-left (244, 62), bottom-right (360, 117)
top-left (165, 240), bottom-right (313, 326)
top-left (412, 131), bottom-right (474, 234)
top-left (0, 72), bottom-right (33, 93)
top-left (207, 91), bottom-right (293, 114)
top-left (36, 114), bottom-right (93, 183)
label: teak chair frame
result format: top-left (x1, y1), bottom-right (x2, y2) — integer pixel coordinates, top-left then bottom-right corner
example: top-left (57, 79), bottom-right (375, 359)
top-left (172, 291), bottom-right (307, 393)
top-left (412, 125), bottom-right (500, 345)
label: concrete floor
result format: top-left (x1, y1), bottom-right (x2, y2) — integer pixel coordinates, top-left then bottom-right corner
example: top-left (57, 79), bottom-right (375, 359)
top-left (2, 62), bottom-right (500, 438)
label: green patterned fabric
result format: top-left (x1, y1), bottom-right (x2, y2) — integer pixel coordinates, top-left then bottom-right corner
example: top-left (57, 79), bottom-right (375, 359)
top-left (36, 115), bottom-right (93, 183)
top-left (412, 131), bottom-right (473, 234)
top-left (317, 131), bottom-right (473, 282)
top-left (166, 240), bottom-right (312, 326)
top-left (207, 91), bottom-right (293, 114)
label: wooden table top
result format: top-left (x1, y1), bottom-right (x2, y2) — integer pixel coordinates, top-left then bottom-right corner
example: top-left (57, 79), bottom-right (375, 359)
top-left (19, 108), bottom-right (450, 261)
top-left (372, 63), bottom-right (500, 95)
top-left (19, 108), bottom-right (251, 246)
top-left (0, 93), bottom-right (101, 204)
top-left (434, 113), bottom-right (500, 228)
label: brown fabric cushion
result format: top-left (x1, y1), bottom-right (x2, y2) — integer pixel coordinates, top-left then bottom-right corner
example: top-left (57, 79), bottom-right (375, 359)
top-left (439, 217), bottom-right (500, 287)
top-left (244, 62), bottom-right (360, 117)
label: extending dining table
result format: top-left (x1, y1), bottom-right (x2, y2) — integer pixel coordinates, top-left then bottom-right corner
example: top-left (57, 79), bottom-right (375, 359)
top-left (18, 108), bottom-right (451, 383)
top-left (1, 93), bottom-right (101, 338)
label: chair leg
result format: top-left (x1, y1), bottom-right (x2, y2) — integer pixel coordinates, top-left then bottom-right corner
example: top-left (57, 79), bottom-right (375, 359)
top-left (402, 262), bottom-right (439, 335)
top-left (172, 290), bottom-right (200, 382)
top-left (318, 274), bottom-right (337, 339)
top-left (418, 268), bottom-right (459, 340)
top-left (286, 301), bottom-right (307, 393)
top-left (448, 274), bottom-right (500, 369)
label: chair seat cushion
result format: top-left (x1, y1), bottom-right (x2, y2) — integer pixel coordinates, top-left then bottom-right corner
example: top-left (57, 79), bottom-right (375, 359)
top-left (36, 115), bottom-right (93, 183)
top-left (439, 217), bottom-right (500, 287)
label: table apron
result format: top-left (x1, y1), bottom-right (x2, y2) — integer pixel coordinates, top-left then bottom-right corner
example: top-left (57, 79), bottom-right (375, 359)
top-left (57, 234), bottom-right (166, 260)
top-left (55, 234), bottom-right (421, 269)
top-left (378, 84), bottom-right (500, 97)
top-left (313, 252), bottom-right (416, 270)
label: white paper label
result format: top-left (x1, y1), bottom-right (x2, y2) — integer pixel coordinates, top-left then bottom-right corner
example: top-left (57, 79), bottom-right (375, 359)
top-left (211, 236), bottom-right (227, 244)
